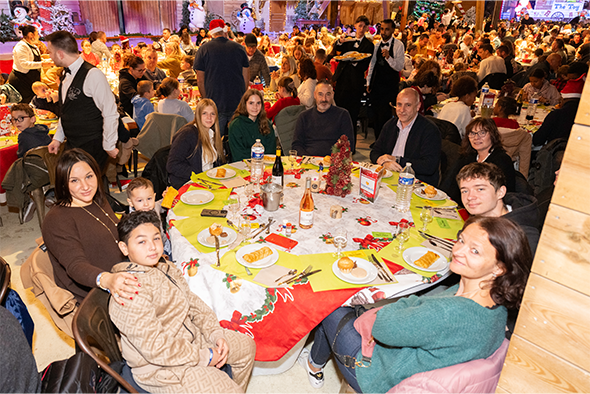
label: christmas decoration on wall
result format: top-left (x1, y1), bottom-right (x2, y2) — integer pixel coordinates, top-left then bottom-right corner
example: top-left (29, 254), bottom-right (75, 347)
top-left (37, 0), bottom-right (55, 34)
top-left (412, 0), bottom-right (446, 22)
top-left (237, 2), bottom-right (255, 33)
top-left (48, 2), bottom-right (75, 34)
top-left (0, 11), bottom-right (19, 42)
top-left (188, 0), bottom-right (206, 31)
top-left (9, 0), bottom-right (42, 37)
top-left (295, 0), bottom-right (321, 21)
top-left (323, 135), bottom-right (353, 198)
top-left (464, 6), bottom-right (476, 26)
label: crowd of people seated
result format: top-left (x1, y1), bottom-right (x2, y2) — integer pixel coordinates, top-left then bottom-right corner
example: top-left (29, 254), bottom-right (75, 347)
top-left (3, 8), bottom-right (588, 393)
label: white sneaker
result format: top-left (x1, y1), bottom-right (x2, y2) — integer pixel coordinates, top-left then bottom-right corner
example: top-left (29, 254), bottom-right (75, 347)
top-left (298, 348), bottom-right (324, 389)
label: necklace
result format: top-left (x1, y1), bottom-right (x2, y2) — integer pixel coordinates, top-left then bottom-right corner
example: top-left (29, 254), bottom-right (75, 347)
top-left (79, 202), bottom-right (118, 244)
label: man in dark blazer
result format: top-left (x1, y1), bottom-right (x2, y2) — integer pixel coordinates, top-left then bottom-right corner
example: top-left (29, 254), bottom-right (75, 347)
top-left (329, 15), bottom-right (374, 143)
top-left (370, 88), bottom-right (441, 186)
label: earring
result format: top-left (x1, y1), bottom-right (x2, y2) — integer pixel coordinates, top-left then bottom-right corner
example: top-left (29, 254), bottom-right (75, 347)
top-left (492, 272), bottom-right (497, 279)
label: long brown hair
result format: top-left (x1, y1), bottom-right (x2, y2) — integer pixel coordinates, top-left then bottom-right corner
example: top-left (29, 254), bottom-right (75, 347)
top-left (189, 98), bottom-right (224, 164)
top-left (54, 148), bottom-right (106, 207)
top-left (231, 89), bottom-right (271, 136)
top-left (460, 216), bottom-right (532, 309)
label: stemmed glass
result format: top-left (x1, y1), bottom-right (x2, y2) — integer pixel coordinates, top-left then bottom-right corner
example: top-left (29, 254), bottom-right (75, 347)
top-left (289, 150), bottom-right (298, 168)
top-left (397, 222), bottom-right (410, 252)
top-left (227, 198), bottom-right (240, 221)
top-left (420, 207), bottom-right (434, 232)
top-left (333, 229), bottom-right (348, 258)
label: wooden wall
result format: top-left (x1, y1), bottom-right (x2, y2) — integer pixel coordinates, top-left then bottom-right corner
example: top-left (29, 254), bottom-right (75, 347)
top-left (78, 0), bottom-right (120, 37)
top-left (496, 77), bottom-right (590, 391)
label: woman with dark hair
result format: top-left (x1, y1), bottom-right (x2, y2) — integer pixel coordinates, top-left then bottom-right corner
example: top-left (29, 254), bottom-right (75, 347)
top-left (299, 216), bottom-right (531, 392)
top-left (195, 28), bottom-right (208, 46)
top-left (297, 58), bottom-right (318, 109)
top-left (265, 76), bottom-right (300, 123)
top-left (118, 55), bottom-right (149, 116)
top-left (81, 39), bottom-right (99, 66)
top-left (8, 25), bottom-right (50, 103)
top-left (180, 31), bottom-right (196, 55)
top-left (440, 117), bottom-right (516, 204)
top-left (41, 149), bottom-right (139, 305)
top-left (156, 77), bottom-right (194, 122)
top-left (167, 98), bottom-right (225, 189)
top-left (228, 89), bottom-right (275, 161)
top-left (438, 75), bottom-right (478, 138)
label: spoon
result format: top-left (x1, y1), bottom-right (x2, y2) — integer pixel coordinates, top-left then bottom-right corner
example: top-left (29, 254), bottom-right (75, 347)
top-left (275, 269), bottom-right (297, 282)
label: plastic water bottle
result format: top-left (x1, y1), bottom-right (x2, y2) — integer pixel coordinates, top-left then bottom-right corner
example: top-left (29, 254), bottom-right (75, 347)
top-left (250, 139), bottom-right (265, 186)
top-left (525, 92), bottom-right (539, 124)
top-left (394, 163), bottom-right (415, 213)
top-left (479, 82), bottom-right (489, 112)
top-left (178, 76), bottom-right (186, 91)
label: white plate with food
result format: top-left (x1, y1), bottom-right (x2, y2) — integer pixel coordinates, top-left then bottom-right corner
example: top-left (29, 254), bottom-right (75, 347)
top-left (206, 167), bottom-right (236, 180)
top-left (309, 156), bottom-right (331, 167)
top-left (180, 189), bottom-right (214, 205)
top-left (332, 256), bottom-right (378, 284)
top-left (197, 227), bottom-right (237, 248)
top-left (403, 247), bottom-right (449, 272)
top-left (263, 155), bottom-right (277, 165)
top-left (413, 186), bottom-right (447, 201)
top-left (236, 244), bottom-right (279, 269)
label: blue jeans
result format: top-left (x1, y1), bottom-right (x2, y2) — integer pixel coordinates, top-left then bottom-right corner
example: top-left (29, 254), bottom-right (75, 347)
top-left (309, 307), bottom-right (363, 393)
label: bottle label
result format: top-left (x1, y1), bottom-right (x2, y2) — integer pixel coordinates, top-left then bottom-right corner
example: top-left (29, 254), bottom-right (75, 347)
top-left (252, 152), bottom-right (264, 160)
top-left (272, 175), bottom-right (283, 186)
top-left (299, 210), bottom-right (313, 225)
top-left (398, 175), bottom-right (414, 186)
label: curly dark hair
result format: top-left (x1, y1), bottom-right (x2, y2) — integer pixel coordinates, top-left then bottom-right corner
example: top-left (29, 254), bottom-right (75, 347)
top-left (495, 97), bottom-right (518, 117)
top-left (460, 216), bottom-right (532, 309)
top-left (298, 58), bottom-right (317, 80)
top-left (450, 76), bottom-right (478, 98)
top-left (460, 117), bottom-right (504, 156)
top-left (118, 210), bottom-right (162, 244)
top-left (414, 71), bottom-right (439, 89)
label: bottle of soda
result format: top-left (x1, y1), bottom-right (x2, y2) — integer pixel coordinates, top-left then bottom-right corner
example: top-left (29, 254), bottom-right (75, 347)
top-left (479, 82), bottom-right (490, 114)
top-left (250, 139), bottom-right (265, 186)
top-left (394, 163), bottom-right (415, 213)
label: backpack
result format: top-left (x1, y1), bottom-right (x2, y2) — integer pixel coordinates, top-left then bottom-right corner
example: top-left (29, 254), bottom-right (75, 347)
top-left (528, 138), bottom-right (568, 195)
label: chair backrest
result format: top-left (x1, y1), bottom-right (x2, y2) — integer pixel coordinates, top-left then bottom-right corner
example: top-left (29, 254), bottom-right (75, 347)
top-left (24, 144), bottom-right (64, 186)
top-left (427, 116), bottom-right (462, 145)
top-left (142, 145), bottom-right (171, 200)
top-left (440, 140), bottom-right (461, 186)
top-left (528, 137), bottom-right (567, 195)
top-left (274, 105), bottom-right (306, 152)
top-left (0, 256), bottom-right (11, 305)
top-left (137, 112), bottom-right (188, 159)
top-left (73, 288), bottom-right (137, 393)
top-left (479, 73), bottom-right (509, 90)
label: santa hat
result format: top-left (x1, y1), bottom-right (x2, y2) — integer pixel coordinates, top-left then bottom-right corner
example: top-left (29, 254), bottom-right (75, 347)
top-left (561, 73), bottom-right (586, 99)
top-left (209, 19), bottom-right (227, 35)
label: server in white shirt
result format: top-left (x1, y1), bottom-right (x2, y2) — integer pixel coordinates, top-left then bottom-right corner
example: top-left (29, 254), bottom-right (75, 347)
top-left (366, 19), bottom-right (405, 139)
top-left (477, 43), bottom-right (507, 82)
top-left (46, 31), bottom-right (119, 170)
top-left (8, 25), bottom-right (51, 103)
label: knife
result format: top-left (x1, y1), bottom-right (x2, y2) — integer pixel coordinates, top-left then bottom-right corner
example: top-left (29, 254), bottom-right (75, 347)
top-left (370, 254), bottom-right (393, 282)
top-left (419, 231), bottom-right (456, 248)
top-left (284, 269), bottom-right (322, 285)
top-left (415, 205), bottom-right (457, 210)
top-left (278, 265), bottom-right (312, 286)
top-left (214, 236), bottom-right (221, 267)
top-left (249, 218), bottom-right (275, 241)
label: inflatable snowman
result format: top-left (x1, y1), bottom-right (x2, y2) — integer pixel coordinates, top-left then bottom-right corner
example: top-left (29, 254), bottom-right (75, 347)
top-left (189, 0), bottom-right (206, 32)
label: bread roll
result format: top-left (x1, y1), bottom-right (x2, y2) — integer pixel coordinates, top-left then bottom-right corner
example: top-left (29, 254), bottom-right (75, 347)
top-left (424, 185), bottom-right (437, 198)
top-left (337, 257), bottom-right (355, 273)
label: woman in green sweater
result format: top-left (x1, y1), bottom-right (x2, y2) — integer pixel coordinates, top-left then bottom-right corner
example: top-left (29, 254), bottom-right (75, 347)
top-left (299, 216), bottom-right (532, 393)
top-left (228, 89), bottom-right (275, 161)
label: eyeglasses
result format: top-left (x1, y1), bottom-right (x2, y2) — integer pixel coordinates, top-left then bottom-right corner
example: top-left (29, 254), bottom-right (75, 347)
top-left (11, 115), bottom-right (32, 123)
top-left (468, 130), bottom-right (488, 138)
top-left (134, 67), bottom-right (146, 73)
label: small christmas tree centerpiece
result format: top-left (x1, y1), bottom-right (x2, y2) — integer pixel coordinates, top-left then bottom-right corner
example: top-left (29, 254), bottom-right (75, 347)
top-left (324, 135), bottom-right (353, 197)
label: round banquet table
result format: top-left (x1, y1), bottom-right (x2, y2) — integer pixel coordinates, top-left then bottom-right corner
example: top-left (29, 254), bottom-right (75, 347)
top-left (167, 159), bottom-right (465, 373)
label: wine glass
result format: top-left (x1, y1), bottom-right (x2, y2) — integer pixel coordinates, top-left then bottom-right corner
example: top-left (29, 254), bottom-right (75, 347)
top-left (420, 207), bottom-right (434, 232)
top-left (244, 182), bottom-right (254, 202)
top-left (289, 150), bottom-right (298, 168)
top-left (333, 229), bottom-right (348, 258)
top-left (227, 198), bottom-right (240, 221)
top-left (397, 222), bottom-right (410, 252)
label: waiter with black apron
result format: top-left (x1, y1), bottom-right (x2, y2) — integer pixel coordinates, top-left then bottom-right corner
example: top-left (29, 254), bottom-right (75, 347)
top-left (8, 25), bottom-right (48, 103)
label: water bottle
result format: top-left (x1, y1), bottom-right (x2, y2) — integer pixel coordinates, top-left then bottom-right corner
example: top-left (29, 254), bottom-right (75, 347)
top-left (178, 76), bottom-right (186, 91)
top-left (479, 82), bottom-right (489, 112)
top-left (250, 139), bottom-right (265, 186)
top-left (394, 163), bottom-right (415, 213)
top-left (525, 92), bottom-right (539, 124)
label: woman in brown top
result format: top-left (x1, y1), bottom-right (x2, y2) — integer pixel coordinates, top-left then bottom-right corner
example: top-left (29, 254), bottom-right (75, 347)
top-left (41, 149), bottom-right (139, 304)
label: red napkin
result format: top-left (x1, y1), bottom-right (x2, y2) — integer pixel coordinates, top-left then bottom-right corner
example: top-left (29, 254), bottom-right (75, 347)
top-left (243, 170), bottom-right (271, 183)
top-left (381, 257), bottom-right (405, 275)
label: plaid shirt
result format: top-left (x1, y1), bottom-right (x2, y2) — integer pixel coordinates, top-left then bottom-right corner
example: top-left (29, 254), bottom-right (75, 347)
top-left (552, 77), bottom-right (567, 92)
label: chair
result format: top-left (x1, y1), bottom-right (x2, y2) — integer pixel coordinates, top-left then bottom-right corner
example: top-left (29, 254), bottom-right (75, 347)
top-left (136, 112), bottom-right (188, 160)
top-left (274, 105), bottom-right (306, 152)
top-left (0, 256), bottom-right (11, 305)
top-left (20, 243), bottom-right (77, 338)
top-left (498, 127), bottom-right (532, 177)
top-left (512, 69), bottom-right (528, 88)
top-left (141, 145), bottom-right (171, 200)
top-left (23, 144), bottom-right (64, 228)
top-left (439, 140), bottom-right (461, 187)
top-left (427, 116), bottom-right (462, 145)
top-left (123, 121), bottom-right (140, 178)
top-left (479, 72), bottom-right (509, 90)
top-left (72, 288), bottom-right (139, 394)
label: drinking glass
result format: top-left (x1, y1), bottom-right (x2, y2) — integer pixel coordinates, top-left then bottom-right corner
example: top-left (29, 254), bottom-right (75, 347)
top-left (244, 182), bottom-right (254, 201)
top-left (333, 229), bottom-right (348, 258)
top-left (227, 198), bottom-right (240, 221)
top-left (420, 207), bottom-right (434, 232)
top-left (289, 150), bottom-right (298, 168)
top-left (397, 222), bottom-right (410, 252)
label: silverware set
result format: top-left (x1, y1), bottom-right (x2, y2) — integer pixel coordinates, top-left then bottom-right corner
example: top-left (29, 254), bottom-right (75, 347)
top-left (370, 254), bottom-right (394, 282)
top-left (197, 178), bottom-right (224, 189)
top-left (249, 217), bottom-right (275, 241)
top-left (276, 265), bottom-right (323, 286)
top-left (419, 231), bottom-right (455, 252)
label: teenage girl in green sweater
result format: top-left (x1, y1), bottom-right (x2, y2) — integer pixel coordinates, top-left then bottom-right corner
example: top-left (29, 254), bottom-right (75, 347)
top-left (299, 216), bottom-right (532, 393)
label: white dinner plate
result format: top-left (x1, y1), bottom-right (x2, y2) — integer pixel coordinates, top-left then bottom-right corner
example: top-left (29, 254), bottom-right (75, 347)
top-left (413, 186), bottom-right (447, 201)
top-left (206, 167), bottom-right (236, 180)
top-left (180, 189), bottom-right (214, 205)
top-left (310, 157), bottom-right (331, 167)
top-left (236, 244), bottom-right (279, 269)
top-left (197, 227), bottom-right (237, 248)
top-left (383, 170), bottom-right (393, 178)
top-left (403, 247), bottom-right (449, 273)
top-left (332, 257), bottom-right (378, 284)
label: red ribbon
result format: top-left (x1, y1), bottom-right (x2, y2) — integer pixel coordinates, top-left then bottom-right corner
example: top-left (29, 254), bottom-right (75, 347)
top-left (389, 218), bottom-right (415, 227)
